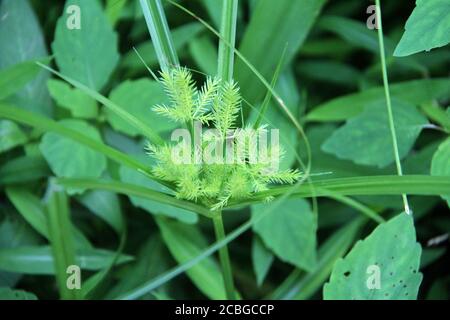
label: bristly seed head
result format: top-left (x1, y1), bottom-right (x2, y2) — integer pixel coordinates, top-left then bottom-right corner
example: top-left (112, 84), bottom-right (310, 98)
top-left (147, 67), bottom-right (301, 210)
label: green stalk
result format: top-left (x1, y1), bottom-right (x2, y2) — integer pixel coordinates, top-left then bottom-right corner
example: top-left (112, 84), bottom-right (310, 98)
top-left (212, 210), bottom-right (235, 300)
top-left (140, 0), bottom-right (179, 72)
top-left (46, 182), bottom-right (80, 300)
top-left (375, 0), bottom-right (411, 215)
top-left (253, 46), bottom-right (286, 129)
top-left (217, 0), bottom-right (238, 82)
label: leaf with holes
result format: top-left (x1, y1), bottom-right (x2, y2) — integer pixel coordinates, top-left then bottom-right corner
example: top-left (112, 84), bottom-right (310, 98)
top-left (323, 213), bottom-right (423, 300)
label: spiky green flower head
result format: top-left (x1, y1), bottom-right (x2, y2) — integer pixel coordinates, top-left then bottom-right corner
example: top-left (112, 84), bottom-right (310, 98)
top-left (147, 67), bottom-right (301, 210)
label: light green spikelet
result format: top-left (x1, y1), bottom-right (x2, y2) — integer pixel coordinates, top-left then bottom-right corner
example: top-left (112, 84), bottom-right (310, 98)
top-left (147, 68), bottom-right (301, 211)
top-left (213, 80), bottom-right (241, 137)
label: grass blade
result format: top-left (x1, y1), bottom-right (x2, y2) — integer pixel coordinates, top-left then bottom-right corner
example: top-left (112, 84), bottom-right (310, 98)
top-left (375, 0), bottom-right (411, 214)
top-left (139, 0), bottom-right (179, 72)
top-left (228, 175), bottom-right (450, 207)
top-left (0, 103), bottom-right (152, 176)
top-left (45, 182), bottom-right (80, 300)
top-left (56, 178), bottom-right (212, 218)
top-left (217, 0), bottom-right (238, 81)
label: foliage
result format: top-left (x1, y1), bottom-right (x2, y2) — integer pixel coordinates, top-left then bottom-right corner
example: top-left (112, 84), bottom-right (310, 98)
top-left (0, 0), bottom-right (448, 301)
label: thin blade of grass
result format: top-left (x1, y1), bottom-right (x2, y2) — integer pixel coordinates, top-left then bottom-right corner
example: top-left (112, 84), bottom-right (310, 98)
top-left (56, 178), bottom-right (212, 218)
top-left (375, 0), bottom-right (411, 214)
top-left (139, 0), bottom-right (179, 72)
top-left (253, 45), bottom-right (287, 129)
top-left (0, 103), bottom-right (152, 177)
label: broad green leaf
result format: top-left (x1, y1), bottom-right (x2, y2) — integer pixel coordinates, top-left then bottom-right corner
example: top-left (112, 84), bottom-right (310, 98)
top-left (78, 189), bottom-right (124, 234)
top-left (6, 187), bottom-right (92, 249)
top-left (0, 155), bottom-right (49, 185)
top-left (394, 0), bottom-right (450, 57)
top-left (200, 0), bottom-right (222, 27)
top-left (6, 188), bottom-right (48, 239)
top-left (106, 236), bottom-right (171, 299)
top-left (39, 119), bottom-right (107, 184)
top-left (156, 217), bottom-right (226, 299)
top-left (0, 120), bottom-right (28, 153)
top-left (107, 79), bottom-right (176, 137)
top-left (0, 218), bottom-right (40, 287)
top-left (0, 287), bottom-right (37, 300)
top-left (188, 35), bottom-right (218, 75)
top-left (303, 124), bottom-right (386, 178)
top-left (119, 165), bottom-right (198, 224)
top-left (322, 100), bottom-right (428, 168)
top-left (252, 199), bottom-right (317, 272)
top-left (292, 219), bottom-right (362, 300)
top-left (235, 0), bottom-right (326, 105)
top-left (297, 60), bottom-right (362, 88)
top-left (431, 138), bottom-right (450, 206)
top-left (38, 64), bottom-right (165, 146)
top-left (106, 0), bottom-right (127, 26)
top-left (307, 79), bottom-right (450, 122)
top-left (52, 0), bottom-right (119, 91)
top-left (323, 214), bottom-right (423, 300)
top-left (47, 79), bottom-right (98, 119)
top-left (252, 236), bottom-right (274, 286)
top-left (122, 23), bottom-right (203, 72)
top-left (316, 15), bottom-right (424, 74)
top-left (0, 102), bottom-right (152, 176)
top-left (0, 246), bottom-right (133, 275)
top-left (318, 15), bottom-right (380, 53)
top-left (0, 60), bottom-right (42, 100)
top-left (0, 0), bottom-right (52, 116)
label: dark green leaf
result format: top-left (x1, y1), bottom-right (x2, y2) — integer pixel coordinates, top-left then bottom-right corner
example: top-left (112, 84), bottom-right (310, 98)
top-left (52, 0), bottom-right (120, 90)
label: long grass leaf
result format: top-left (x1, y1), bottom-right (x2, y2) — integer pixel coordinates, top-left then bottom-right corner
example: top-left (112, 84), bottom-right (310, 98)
top-left (217, 0), bottom-right (238, 81)
top-left (56, 178), bottom-right (212, 218)
top-left (375, 0), bottom-right (411, 214)
top-left (139, 0), bottom-right (179, 72)
top-left (0, 103), bottom-right (152, 176)
top-left (45, 182), bottom-right (81, 300)
top-left (228, 175), bottom-right (450, 207)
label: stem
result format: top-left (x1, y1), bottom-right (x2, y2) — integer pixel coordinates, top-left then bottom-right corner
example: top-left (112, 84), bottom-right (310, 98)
top-left (375, 0), bottom-right (411, 215)
top-left (140, 0), bottom-right (179, 72)
top-left (217, 0), bottom-right (238, 82)
top-left (212, 210), bottom-right (235, 299)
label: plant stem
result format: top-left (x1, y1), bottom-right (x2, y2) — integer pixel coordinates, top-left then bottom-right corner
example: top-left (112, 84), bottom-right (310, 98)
top-left (217, 0), bottom-right (238, 82)
top-left (212, 210), bottom-right (235, 299)
top-left (140, 0), bottom-right (179, 72)
top-left (375, 0), bottom-right (411, 215)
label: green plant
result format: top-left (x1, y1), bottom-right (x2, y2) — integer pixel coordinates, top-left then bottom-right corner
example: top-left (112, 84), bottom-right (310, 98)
top-left (0, 0), bottom-right (449, 302)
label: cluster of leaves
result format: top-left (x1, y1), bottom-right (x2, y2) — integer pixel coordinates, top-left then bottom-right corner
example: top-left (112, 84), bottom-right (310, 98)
top-left (0, 0), bottom-right (448, 301)
top-left (148, 68), bottom-right (300, 209)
